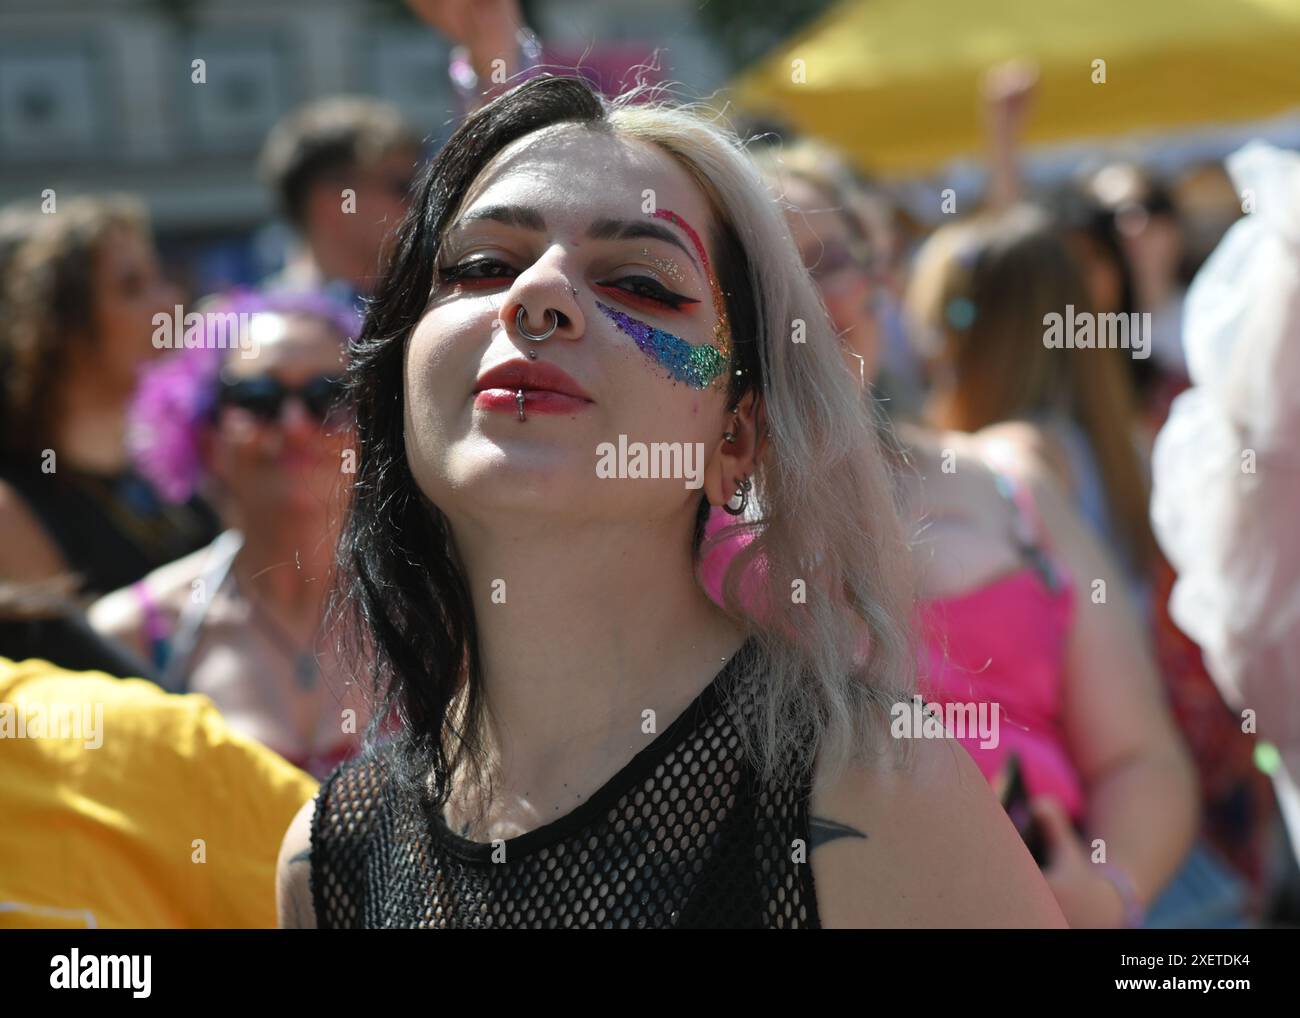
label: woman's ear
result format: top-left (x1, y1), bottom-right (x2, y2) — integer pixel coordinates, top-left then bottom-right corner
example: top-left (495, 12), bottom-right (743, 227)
top-left (704, 390), bottom-right (766, 509)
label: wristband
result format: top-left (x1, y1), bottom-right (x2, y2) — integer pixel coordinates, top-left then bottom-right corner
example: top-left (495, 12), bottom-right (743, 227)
top-left (1095, 862), bottom-right (1145, 928)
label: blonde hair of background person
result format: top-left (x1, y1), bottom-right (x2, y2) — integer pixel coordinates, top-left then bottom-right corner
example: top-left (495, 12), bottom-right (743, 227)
top-left (277, 75), bottom-right (1068, 928)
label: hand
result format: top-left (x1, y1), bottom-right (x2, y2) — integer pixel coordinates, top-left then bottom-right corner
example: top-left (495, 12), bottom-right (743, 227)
top-left (404, 0), bottom-right (522, 48)
top-left (982, 59), bottom-right (1039, 137)
top-left (1031, 796), bottom-right (1127, 928)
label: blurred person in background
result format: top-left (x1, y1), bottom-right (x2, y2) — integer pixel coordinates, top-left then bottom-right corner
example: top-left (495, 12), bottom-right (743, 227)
top-left (1085, 164), bottom-right (1188, 385)
top-left (0, 202), bottom-right (37, 289)
top-left (906, 205), bottom-right (1155, 609)
top-left (0, 196), bottom-right (221, 597)
top-left (980, 66), bottom-right (1278, 912)
top-left (701, 143), bottom-right (1199, 927)
top-left (748, 138), bottom-right (923, 417)
top-left (980, 63), bottom-right (1204, 442)
top-left (0, 654), bottom-right (317, 929)
top-left (88, 290), bottom-right (368, 780)
top-left (258, 97), bottom-right (423, 306)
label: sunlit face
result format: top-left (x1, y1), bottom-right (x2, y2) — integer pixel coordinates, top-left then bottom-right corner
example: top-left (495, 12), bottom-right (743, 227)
top-left (90, 225), bottom-right (182, 389)
top-left (208, 313), bottom-right (352, 520)
top-left (780, 175), bottom-right (880, 387)
top-left (403, 125), bottom-right (736, 531)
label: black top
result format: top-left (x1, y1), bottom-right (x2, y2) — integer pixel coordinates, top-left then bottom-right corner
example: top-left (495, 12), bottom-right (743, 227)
top-left (0, 610), bottom-right (157, 682)
top-left (310, 639), bottom-right (824, 928)
top-left (0, 454), bottom-right (220, 596)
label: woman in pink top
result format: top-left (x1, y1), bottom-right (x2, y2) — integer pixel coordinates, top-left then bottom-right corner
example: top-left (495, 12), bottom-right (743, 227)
top-left (700, 141), bottom-right (1197, 927)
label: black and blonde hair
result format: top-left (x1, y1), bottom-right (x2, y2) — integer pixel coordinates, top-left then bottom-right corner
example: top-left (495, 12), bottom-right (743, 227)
top-left (332, 76), bottom-right (916, 816)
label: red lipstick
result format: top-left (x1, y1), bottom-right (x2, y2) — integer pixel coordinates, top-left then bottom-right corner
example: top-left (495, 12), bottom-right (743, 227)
top-left (473, 359), bottom-right (593, 415)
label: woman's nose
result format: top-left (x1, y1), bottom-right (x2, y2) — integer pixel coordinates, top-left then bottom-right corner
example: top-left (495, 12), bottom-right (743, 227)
top-left (501, 252), bottom-right (584, 344)
top-left (278, 395), bottom-right (315, 432)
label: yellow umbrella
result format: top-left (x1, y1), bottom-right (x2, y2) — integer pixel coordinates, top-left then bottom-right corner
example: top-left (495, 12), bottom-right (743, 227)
top-left (728, 0), bottom-right (1300, 176)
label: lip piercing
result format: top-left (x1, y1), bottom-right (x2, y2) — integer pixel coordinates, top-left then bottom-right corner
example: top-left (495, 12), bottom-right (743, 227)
top-left (516, 389), bottom-right (526, 421)
top-left (516, 305), bottom-right (558, 342)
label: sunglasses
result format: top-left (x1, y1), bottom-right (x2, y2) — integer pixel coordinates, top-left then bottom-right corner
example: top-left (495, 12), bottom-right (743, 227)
top-left (217, 373), bottom-right (348, 424)
top-left (804, 240), bottom-right (878, 283)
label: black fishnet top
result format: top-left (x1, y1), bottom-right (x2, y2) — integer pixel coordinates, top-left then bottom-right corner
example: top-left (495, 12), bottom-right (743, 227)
top-left (309, 640), bottom-right (823, 928)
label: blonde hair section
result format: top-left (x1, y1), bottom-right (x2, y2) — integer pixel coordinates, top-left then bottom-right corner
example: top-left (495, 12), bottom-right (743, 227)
top-left (605, 90), bottom-right (919, 795)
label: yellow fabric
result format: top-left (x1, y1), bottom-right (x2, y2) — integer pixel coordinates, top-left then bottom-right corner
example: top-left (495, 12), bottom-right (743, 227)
top-left (729, 0), bottom-right (1300, 175)
top-left (0, 657), bottom-right (318, 929)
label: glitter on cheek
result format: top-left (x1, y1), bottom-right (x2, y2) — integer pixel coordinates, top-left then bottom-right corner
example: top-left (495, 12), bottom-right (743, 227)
top-left (650, 208), bottom-right (732, 370)
top-left (595, 299), bottom-right (727, 390)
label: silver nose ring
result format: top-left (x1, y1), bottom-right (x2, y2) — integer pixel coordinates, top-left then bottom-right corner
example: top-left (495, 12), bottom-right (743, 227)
top-left (515, 305), bottom-right (558, 342)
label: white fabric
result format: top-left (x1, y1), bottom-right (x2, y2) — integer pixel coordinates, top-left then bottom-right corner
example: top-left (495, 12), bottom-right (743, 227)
top-left (1150, 140), bottom-right (1300, 867)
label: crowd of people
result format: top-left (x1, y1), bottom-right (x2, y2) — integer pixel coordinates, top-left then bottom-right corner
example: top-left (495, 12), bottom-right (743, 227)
top-left (1, 0), bottom-right (1296, 929)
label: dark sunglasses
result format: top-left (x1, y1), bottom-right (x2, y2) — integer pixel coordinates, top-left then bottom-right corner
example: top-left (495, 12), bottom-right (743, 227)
top-left (217, 373), bottom-right (348, 424)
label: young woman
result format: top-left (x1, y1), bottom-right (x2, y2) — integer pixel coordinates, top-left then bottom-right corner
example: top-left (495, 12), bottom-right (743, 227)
top-left (89, 290), bottom-right (368, 779)
top-left (696, 145), bottom-right (1198, 927)
top-left (0, 197), bottom-right (219, 596)
top-left (275, 76), bottom-right (1067, 929)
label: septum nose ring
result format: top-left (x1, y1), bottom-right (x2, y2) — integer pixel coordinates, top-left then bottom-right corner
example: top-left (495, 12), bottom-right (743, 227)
top-left (515, 305), bottom-right (558, 342)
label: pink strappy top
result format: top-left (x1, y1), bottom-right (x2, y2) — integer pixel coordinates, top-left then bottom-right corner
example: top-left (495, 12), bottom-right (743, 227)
top-left (698, 471), bottom-right (1084, 822)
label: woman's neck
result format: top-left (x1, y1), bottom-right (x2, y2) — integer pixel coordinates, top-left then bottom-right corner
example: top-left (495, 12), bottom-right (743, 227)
top-left (447, 508), bottom-right (746, 815)
top-left (229, 519), bottom-right (336, 628)
top-left (50, 369), bottom-right (131, 474)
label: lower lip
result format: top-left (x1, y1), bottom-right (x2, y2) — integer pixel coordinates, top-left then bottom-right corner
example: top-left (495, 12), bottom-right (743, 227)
top-left (474, 388), bottom-right (592, 414)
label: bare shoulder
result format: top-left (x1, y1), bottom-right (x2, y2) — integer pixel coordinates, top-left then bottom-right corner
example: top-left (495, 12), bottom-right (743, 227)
top-left (808, 735), bottom-right (1067, 928)
top-left (276, 795), bottom-right (318, 929)
top-left (975, 419), bottom-right (1074, 491)
top-left (0, 478), bottom-right (66, 581)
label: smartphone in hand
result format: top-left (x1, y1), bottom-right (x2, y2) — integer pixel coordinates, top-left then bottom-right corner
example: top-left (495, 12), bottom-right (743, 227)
top-left (999, 752), bottom-right (1049, 867)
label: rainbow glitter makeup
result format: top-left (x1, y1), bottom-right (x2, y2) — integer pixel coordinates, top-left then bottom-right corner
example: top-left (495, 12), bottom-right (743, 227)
top-left (650, 208), bottom-right (732, 384)
top-left (598, 208), bottom-right (733, 390)
top-left (641, 247), bottom-right (684, 285)
top-left (596, 299), bottom-right (727, 390)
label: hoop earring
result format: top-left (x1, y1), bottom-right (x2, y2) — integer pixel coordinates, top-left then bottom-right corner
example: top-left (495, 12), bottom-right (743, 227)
top-left (723, 476), bottom-right (751, 516)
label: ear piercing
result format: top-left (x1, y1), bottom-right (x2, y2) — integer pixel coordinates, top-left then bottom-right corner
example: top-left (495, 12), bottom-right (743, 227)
top-left (723, 475), bottom-right (752, 516)
top-left (723, 406), bottom-right (740, 443)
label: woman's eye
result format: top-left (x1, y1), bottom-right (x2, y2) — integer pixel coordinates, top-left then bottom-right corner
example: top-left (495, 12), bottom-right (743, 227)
top-left (607, 275), bottom-right (699, 310)
top-left (441, 258), bottom-right (516, 283)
